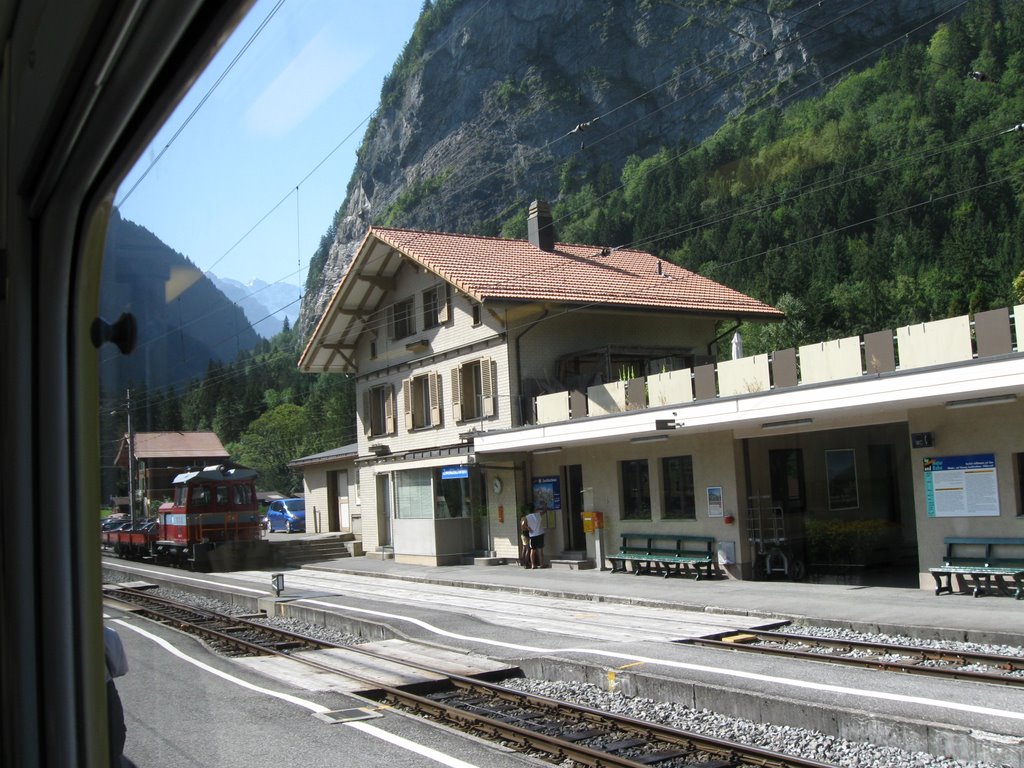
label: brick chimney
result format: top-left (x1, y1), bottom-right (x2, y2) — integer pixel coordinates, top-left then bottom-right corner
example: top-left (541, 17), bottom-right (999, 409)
top-left (527, 200), bottom-right (555, 252)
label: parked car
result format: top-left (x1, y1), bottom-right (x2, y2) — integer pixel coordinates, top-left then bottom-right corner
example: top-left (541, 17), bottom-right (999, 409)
top-left (264, 498), bottom-right (305, 533)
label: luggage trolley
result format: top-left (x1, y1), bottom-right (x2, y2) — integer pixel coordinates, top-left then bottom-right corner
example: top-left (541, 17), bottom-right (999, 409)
top-left (746, 495), bottom-right (805, 580)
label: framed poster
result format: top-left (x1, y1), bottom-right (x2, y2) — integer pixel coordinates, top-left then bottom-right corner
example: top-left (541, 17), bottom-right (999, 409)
top-left (923, 454), bottom-right (999, 517)
top-left (532, 475), bottom-right (561, 526)
top-left (706, 486), bottom-right (723, 517)
top-left (826, 449), bottom-right (859, 510)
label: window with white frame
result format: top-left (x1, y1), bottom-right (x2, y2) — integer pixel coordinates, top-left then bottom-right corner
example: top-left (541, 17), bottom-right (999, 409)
top-left (422, 284), bottom-right (450, 329)
top-left (388, 297), bottom-right (415, 340)
top-left (404, 372), bottom-right (441, 430)
top-left (395, 468), bottom-right (434, 519)
top-left (363, 384), bottom-right (395, 437)
top-left (452, 357), bottom-right (495, 422)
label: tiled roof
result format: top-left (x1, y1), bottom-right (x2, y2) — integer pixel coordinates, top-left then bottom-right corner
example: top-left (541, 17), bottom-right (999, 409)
top-left (372, 227), bottom-right (782, 317)
top-left (125, 431), bottom-right (229, 460)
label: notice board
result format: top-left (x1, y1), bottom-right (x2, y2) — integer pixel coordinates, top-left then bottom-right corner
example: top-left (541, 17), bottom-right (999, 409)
top-left (923, 454), bottom-right (1000, 517)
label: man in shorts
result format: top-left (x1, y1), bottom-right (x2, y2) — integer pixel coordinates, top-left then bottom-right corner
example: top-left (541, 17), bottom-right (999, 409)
top-left (521, 503), bottom-right (546, 569)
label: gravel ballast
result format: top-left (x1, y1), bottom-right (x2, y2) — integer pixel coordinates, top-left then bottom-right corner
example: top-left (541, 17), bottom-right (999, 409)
top-left (104, 570), bottom-right (1016, 768)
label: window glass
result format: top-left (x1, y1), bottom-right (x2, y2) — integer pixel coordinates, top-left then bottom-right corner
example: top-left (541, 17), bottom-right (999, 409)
top-left (422, 284), bottom-right (448, 329)
top-left (410, 374), bottom-right (432, 429)
top-left (367, 385), bottom-right (391, 436)
top-left (459, 361), bottom-right (483, 421)
top-left (395, 468), bottom-right (434, 519)
top-left (232, 484), bottom-right (252, 505)
top-left (621, 459), bottom-right (651, 520)
top-left (436, 469), bottom-right (470, 518)
top-left (190, 485), bottom-right (210, 507)
top-left (390, 298), bottom-right (415, 340)
top-left (216, 486), bottom-right (229, 505)
top-left (662, 455), bottom-right (696, 520)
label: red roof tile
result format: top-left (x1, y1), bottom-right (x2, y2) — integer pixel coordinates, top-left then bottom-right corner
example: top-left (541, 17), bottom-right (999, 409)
top-left (372, 227), bottom-right (782, 318)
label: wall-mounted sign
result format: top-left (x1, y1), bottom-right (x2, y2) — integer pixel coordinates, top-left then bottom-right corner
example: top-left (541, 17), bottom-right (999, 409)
top-left (441, 465), bottom-right (469, 480)
top-left (706, 486), bottom-right (723, 517)
top-left (923, 454), bottom-right (999, 517)
top-left (532, 475), bottom-right (561, 512)
top-left (911, 432), bottom-right (934, 449)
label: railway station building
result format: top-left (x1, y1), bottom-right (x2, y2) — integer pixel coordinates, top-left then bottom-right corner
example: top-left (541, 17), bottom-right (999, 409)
top-left (299, 203), bottom-right (1024, 589)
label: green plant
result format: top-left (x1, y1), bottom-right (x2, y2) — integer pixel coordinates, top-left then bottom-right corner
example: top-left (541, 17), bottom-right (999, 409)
top-left (805, 518), bottom-right (893, 565)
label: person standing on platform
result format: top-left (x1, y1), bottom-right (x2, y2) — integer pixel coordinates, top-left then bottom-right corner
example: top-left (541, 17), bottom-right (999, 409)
top-left (521, 503), bottom-right (546, 569)
top-left (104, 626), bottom-right (130, 768)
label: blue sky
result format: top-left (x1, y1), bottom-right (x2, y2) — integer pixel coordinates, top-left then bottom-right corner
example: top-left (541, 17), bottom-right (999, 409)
top-left (116, 0), bottom-right (423, 290)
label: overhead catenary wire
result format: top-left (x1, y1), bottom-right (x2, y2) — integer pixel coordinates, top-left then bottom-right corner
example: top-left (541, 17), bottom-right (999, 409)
top-left (101, 0), bottom-right (991, 421)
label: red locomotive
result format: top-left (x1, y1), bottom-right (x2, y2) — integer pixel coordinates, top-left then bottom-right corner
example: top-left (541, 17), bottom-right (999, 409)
top-left (101, 464), bottom-right (271, 570)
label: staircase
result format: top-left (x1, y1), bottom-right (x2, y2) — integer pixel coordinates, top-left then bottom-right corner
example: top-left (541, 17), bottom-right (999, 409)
top-left (272, 533), bottom-right (361, 567)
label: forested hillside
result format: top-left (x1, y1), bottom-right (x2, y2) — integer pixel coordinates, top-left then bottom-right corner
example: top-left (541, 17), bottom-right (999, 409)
top-left (299, 0), bottom-right (959, 337)
top-left (107, 2), bottom-right (1024, 499)
top-left (104, 324), bottom-right (355, 497)
top-left (538, 3), bottom-right (1024, 353)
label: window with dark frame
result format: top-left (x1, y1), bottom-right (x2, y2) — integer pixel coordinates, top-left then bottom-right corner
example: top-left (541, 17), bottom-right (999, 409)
top-left (389, 297), bottom-right (415, 340)
top-left (405, 372), bottom-right (440, 430)
top-left (452, 358), bottom-right (495, 422)
top-left (422, 284), bottom-right (450, 329)
top-left (662, 455), bottom-right (696, 520)
top-left (366, 384), bottom-right (393, 437)
top-left (621, 459), bottom-right (651, 519)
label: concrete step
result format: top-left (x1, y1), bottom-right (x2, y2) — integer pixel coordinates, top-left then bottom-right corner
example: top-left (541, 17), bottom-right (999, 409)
top-left (549, 558), bottom-right (596, 571)
top-left (273, 536), bottom-right (361, 565)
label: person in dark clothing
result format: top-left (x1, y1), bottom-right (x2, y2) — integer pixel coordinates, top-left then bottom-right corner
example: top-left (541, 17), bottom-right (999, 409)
top-left (104, 626), bottom-right (128, 768)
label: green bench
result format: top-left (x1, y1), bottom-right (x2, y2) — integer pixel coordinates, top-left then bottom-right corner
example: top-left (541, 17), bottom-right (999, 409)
top-left (928, 537), bottom-right (1024, 599)
top-left (608, 533), bottom-right (718, 580)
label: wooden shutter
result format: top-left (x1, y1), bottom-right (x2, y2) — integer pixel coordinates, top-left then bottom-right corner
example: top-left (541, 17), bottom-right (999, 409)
top-left (362, 389), bottom-right (372, 436)
top-left (402, 379), bottom-right (413, 431)
top-left (481, 357), bottom-right (496, 417)
top-left (451, 365), bottom-right (463, 422)
top-left (385, 384), bottom-right (396, 434)
top-left (429, 372), bottom-right (441, 426)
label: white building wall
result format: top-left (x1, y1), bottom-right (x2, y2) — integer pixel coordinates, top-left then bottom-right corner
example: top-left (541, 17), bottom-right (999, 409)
top-left (528, 430), bottom-right (742, 573)
top-left (907, 399), bottom-right (1024, 587)
top-left (302, 467), bottom-right (328, 533)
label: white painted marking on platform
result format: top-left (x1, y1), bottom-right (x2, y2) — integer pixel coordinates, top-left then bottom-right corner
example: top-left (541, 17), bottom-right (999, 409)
top-left (297, 599), bottom-right (1024, 725)
top-left (110, 619), bottom-right (486, 767)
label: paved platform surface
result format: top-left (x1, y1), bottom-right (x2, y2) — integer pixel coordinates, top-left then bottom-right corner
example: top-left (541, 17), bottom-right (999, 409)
top-left (302, 556), bottom-right (1024, 645)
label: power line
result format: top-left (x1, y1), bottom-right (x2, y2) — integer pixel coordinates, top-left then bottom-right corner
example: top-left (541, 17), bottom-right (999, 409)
top-left (114, 0), bottom-right (287, 208)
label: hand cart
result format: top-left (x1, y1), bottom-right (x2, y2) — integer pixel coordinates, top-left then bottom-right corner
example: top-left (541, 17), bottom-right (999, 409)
top-left (747, 495), bottom-right (805, 581)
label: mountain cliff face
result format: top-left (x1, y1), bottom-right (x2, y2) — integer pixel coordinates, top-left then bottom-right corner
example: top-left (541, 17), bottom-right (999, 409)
top-left (297, 0), bottom-right (960, 338)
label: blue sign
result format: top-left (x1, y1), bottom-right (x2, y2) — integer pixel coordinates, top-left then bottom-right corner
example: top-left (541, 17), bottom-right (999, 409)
top-left (441, 465), bottom-right (469, 480)
top-left (532, 475), bottom-right (561, 512)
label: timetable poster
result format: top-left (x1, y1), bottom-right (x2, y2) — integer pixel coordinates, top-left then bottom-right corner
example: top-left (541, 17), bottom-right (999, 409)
top-left (923, 454), bottom-right (999, 517)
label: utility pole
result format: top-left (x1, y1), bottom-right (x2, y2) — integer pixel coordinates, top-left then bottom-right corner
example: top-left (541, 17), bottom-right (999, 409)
top-left (127, 387), bottom-right (135, 526)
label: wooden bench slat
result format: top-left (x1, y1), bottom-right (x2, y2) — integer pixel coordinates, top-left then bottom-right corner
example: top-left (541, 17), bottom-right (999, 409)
top-left (608, 532), bottom-right (719, 580)
top-left (930, 537), bottom-right (1024, 599)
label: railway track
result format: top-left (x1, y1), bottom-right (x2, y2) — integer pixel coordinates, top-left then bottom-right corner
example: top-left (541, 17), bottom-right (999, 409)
top-left (687, 628), bottom-right (1024, 686)
top-left (103, 585), bottom-right (841, 768)
top-left (104, 584), bottom-right (336, 656)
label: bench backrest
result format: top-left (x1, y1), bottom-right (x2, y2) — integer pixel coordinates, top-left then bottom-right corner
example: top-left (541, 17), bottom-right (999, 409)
top-left (619, 533), bottom-right (714, 557)
top-left (942, 536), bottom-right (1024, 567)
